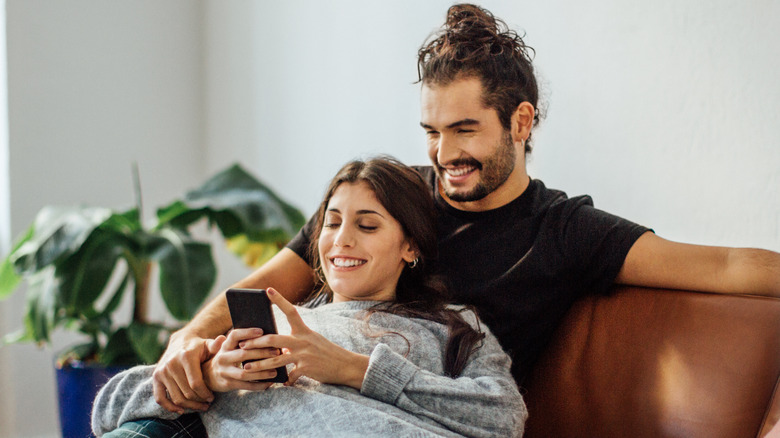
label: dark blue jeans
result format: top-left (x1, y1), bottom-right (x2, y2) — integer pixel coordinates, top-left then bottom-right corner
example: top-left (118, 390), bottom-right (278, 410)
top-left (102, 413), bottom-right (207, 438)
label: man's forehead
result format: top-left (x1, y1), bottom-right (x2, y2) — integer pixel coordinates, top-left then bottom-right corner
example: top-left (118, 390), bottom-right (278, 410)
top-left (420, 79), bottom-right (493, 126)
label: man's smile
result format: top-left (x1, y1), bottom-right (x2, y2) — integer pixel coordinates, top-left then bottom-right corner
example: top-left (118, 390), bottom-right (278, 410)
top-left (439, 159), bottom-right (482, 184)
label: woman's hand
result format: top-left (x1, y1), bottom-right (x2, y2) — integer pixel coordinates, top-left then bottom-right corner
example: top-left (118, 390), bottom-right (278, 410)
top-left (201, 328), bottom-right (281, 393)
top-left (242, 288), bottom-right (370, 390)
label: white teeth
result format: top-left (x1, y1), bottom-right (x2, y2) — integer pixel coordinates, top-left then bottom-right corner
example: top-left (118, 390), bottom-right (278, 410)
top-left (332, 258), bottom-right (366, 267)
top-left (446, 166), bottom-right (475, 177)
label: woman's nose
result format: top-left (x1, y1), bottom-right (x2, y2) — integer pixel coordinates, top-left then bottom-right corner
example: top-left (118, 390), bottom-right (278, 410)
top-left (333, 226), bottom-right (355, 247)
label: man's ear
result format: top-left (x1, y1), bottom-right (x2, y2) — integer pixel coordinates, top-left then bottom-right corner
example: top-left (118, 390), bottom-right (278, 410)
top-left (511, 101), bottom-right (535, 143)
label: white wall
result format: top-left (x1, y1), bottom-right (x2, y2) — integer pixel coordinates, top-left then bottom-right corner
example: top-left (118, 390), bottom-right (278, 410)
top-left (520, 0), bottom-right (780, 249)
top-left (202, 1), bottom-right (438, 213)
top-left (0, 0), bottom-right (12, 435)
top-left (205, 0), bottom-right (779, 251)
top-left (2, 1), bottom-right (779, 436)
top-left (2, 1), bottom-right (206, 436)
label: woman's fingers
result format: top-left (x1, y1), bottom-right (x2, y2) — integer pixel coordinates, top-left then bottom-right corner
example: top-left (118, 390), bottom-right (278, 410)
top-left (206, 346), bottom-right (283, 391)
top-left (224, 328), bottom-right (263, 350)
top-left (232, 363), bottom-right (280, 381)
top-left (266, 288), bottom-right (309, 333)
top-left (285, 367), bottom-right (303, 386)
top-left (206, 335), bottom-right (226, 356)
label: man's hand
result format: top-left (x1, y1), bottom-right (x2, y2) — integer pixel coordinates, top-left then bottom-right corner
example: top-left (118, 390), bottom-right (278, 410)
top-left (152, 333), bottom-right (216, 414)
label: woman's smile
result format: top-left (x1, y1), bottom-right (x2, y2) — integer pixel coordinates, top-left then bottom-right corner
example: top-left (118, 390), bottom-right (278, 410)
top-left (330, 256), bottom-right (367, 269)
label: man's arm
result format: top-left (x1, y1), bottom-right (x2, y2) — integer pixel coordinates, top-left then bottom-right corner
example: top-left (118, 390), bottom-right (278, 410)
top-left (152, 248), bottom-right (315, 413)
top-left (616, 232), bottom-right (780, 297)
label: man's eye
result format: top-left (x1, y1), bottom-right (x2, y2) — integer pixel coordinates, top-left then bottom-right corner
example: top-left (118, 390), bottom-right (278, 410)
top-left (457, 129), bottom-right (474, 134)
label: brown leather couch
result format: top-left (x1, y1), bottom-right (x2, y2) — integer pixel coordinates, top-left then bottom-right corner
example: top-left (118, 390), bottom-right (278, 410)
top-left (522, 286), bottom-right (780, 438)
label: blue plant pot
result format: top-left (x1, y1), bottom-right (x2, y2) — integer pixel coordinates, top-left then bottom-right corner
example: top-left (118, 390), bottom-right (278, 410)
top-left (55, 361), bottom-right (127, 438)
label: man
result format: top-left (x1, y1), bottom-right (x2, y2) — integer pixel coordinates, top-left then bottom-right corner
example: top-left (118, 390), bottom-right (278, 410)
top-left (151, 3), bottom-right (780, 416)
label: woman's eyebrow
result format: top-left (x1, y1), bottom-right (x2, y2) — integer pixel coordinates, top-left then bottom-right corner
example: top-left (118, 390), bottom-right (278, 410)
top-left (356, 209), bottom-right (385, 218)
top-left (327, 207), bottom-right (385, 219)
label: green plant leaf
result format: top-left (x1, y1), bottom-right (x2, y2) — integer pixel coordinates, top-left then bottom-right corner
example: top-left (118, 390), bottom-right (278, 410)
top-left (153, 230), bottom-right (216, 320)
top-left (12, 207), bottom-right (113, 274)
top-left (99, 328), bottom-right (142, 366)
top-left (102, 208), bottom-right (141, 233)
top-left (1, 163), bottom-right (304, 367)
top-left (0, 224), bottom-right (35, 299)
top-left (2, 328), bottom-right (32, 345)
top-left (155, 201), bottom-right (201, 229)
top-left (98, 272), bottom-right (131, 317)
top-left (0, 258), bottom-right (22, 300)
top-left (156, 164), bottom-right (305, 244)
top-left (21, 267), bottom-right (60, 344)
top-left (57, 341), bottom-right (99, 365)
top-left (55, 229), bottom-right (124, 314)
top-left (127, 322), bottom-right (168, 364)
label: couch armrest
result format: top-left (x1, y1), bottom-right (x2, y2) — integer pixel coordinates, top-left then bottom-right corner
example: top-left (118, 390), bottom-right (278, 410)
top-left (523, 286), bottom-right (780, 438)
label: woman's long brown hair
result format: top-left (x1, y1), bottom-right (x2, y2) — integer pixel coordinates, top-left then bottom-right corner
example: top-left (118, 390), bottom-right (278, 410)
top-left (307, 156), bottom-right (484, 377)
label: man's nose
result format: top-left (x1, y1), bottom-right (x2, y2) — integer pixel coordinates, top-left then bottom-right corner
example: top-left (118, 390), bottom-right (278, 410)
top-left (436, 134), bottom-right (459, 165)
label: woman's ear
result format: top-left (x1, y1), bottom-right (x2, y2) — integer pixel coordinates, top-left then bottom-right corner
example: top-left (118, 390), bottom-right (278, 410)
top-left (401, 241), bottom-right (418, 264)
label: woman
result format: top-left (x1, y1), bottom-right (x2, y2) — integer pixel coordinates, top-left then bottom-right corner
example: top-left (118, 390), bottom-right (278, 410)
top-left (92, 157), bottom-right (526, 437)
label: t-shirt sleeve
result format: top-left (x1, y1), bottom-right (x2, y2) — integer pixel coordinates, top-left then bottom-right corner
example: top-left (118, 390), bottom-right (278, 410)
top-left (285, 212), bottom-right (317, 266)
top-left (557, 197), bottom-right (652, 296)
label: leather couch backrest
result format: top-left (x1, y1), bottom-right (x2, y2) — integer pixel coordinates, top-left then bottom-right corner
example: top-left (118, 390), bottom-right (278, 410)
top-left (523, 286), bottom-right (780, 438)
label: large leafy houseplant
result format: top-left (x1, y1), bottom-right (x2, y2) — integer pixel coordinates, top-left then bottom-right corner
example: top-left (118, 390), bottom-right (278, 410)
top-left (0, 163), bottom-right (305, 367)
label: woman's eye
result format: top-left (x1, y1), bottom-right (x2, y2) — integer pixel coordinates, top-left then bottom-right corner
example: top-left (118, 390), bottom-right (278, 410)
top-left (359, 225), bottom-right (378, 231)
top-left (324, 222), bottom-right (340, 228)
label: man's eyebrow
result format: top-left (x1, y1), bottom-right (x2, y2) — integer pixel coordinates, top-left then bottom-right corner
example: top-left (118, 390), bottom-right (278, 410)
top-left (420, 119), bottom-right (481, 130)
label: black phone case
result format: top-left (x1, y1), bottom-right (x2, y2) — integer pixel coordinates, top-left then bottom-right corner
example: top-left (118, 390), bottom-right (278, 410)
top-left (225, 288), bottom-right (289, 383)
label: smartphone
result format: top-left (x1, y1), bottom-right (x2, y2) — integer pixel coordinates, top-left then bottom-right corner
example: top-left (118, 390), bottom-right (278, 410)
top-left (225, 288), bottom-right (288, 383)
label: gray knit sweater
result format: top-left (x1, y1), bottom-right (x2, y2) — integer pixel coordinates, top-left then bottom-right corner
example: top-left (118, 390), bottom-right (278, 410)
top-left (92, 301), bottom-right (526, 437)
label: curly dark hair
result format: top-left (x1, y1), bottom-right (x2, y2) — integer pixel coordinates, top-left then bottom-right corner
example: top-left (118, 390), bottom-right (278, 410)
top-left (418, 3), bottom-right (542, 152)
top-left (307, 157), bottom-right (485, 377)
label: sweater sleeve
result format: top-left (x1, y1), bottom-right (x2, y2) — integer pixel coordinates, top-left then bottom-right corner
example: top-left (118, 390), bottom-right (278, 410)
top-left (91, 365), bottom-right (184, 437)
top-left (359, 315), bottom-right (527, 438)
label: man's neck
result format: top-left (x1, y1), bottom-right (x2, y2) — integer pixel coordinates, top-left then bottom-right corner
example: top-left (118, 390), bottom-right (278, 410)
top-left (438, 167), bottom-right (531, 212)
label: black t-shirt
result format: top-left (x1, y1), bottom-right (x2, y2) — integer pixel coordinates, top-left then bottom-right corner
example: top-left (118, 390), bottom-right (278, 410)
top-left (287, 166), bottom-right (650, 382)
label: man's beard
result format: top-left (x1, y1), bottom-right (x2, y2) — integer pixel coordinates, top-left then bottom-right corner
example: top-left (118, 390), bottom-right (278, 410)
top-left (436, 131), bottom-right (516, 203)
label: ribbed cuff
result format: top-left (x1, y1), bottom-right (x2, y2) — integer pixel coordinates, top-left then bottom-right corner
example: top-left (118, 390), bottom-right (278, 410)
top-left (360, 343), bottom-right (417, 404)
